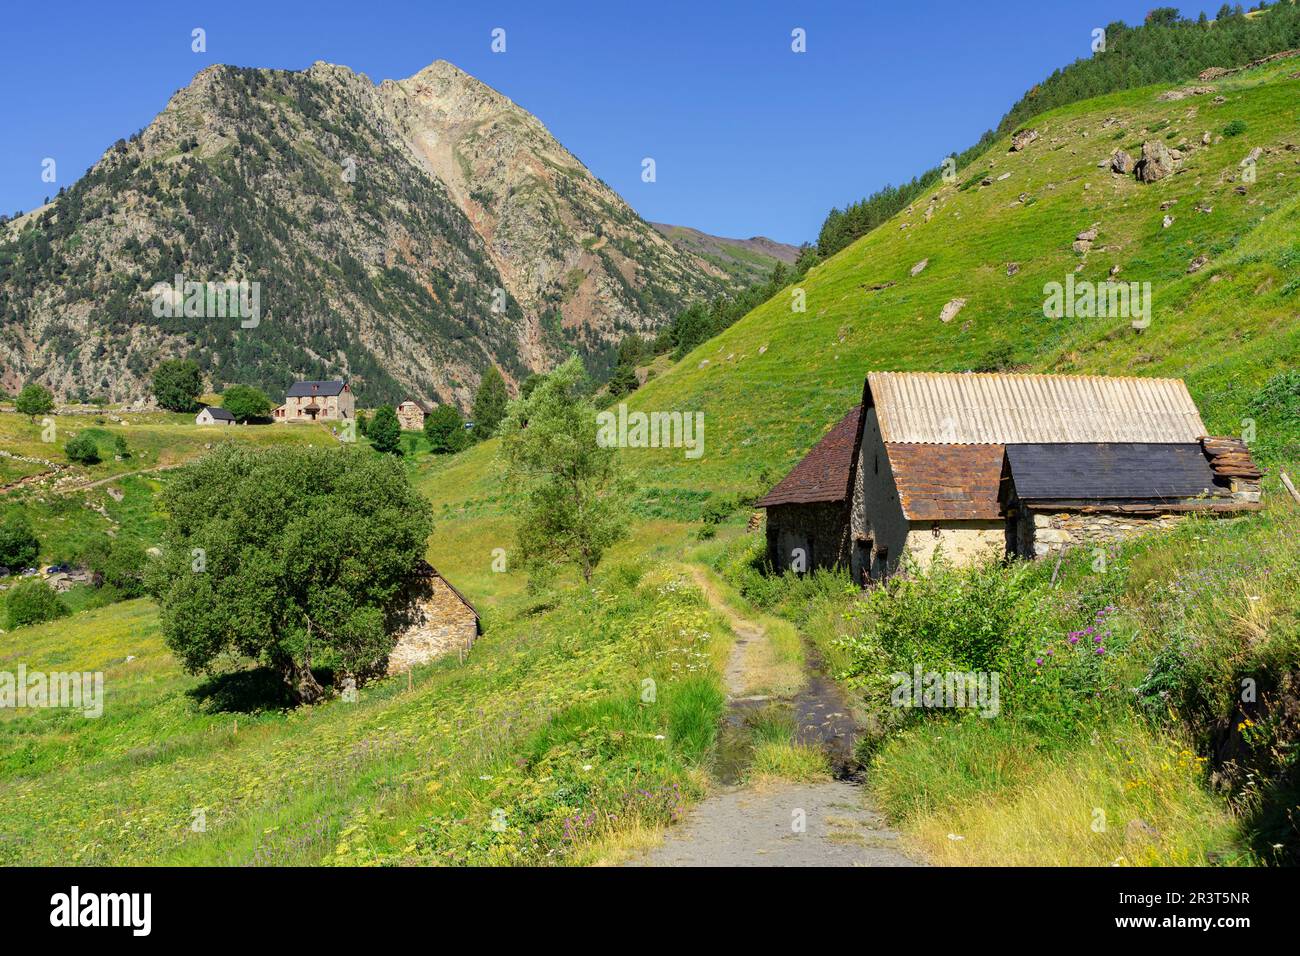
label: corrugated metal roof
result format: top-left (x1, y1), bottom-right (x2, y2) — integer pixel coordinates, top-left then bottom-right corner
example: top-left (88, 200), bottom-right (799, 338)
top-left (867, 372), bottom-right (1207, 444)
top-left (1003, 443), bottom-right (1224, 501)
top-left (758, 406), bottom-right (862, 507)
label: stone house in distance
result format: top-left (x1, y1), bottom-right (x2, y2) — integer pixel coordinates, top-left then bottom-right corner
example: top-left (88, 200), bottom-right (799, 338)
top-left (387, 562), bottom-right (480, 674)
top-left (195, 406), bottom-right (236, 426)
top-left (759, 371), bottom-right (1262, 582)
top-left (396, 399), bottom-right (427, 431)
top-left (273, 380), bottom-right (355, 423)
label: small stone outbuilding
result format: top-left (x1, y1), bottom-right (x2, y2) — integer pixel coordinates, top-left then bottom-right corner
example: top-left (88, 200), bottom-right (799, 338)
top-left (386, 561), bottom-right (480, 675)
top-left (757, 406), bottom-right (861, 574)
top-left (1001, 439), bottom-right (1262, 558)
top-left (396, 399), bottom-right (427, 431)
top-left (196, 406), bottom-right (236, 426)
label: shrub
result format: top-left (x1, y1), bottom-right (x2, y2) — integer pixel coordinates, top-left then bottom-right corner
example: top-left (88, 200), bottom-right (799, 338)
top-left (80, 537), bottom-right (148, 600)
top-left (367, 405), bottom-right (401, 454)
top-left (64, 432), bottom-right (100, 464)
top-left (0, 513), bottom-right (40, 568)
top-left (220, 384), bottom-right (272, 422)
top-left (1251, 369), bottom-right (1300, 422)
top-left (5, 579), bottom-right (69, 629)
top-left (1222, 119), bottom-right (1248, 137)
top-left (423, 404), bottom-right (467, 454)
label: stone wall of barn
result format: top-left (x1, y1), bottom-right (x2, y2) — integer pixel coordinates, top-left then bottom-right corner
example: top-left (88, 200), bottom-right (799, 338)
top-left (852, 406), bottom-right (910, 580)
top-left (765, 501), bottom-right (850, 573)
top-left (1020, 510), bottom-right (1187, 558)
top-left (387, 574), bottom-right (478, 675)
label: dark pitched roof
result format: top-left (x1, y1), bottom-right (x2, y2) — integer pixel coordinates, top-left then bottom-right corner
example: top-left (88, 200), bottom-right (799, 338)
top-left (1002, 443), bottom-right (1225, 502)
top-left (287, 380), bottom-right (346, 397)
top-left (758, 406), bottom-right (863, 507)
top-left (202, 406), bottom-right (236, 421)
top-left (887, 442), bottom-right (1005, 520)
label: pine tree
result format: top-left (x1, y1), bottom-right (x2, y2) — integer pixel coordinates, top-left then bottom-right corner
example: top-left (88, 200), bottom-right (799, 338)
top-left (472, 366), bottom-right (509, 437)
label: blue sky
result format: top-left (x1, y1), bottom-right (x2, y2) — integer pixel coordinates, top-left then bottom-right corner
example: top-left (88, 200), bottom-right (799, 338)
top-left (1, 1), bottom-right (1219, 245)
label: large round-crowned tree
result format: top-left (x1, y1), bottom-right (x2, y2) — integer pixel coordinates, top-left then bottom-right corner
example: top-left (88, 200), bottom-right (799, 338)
top-left (147, 445), bottom-right (433, 703)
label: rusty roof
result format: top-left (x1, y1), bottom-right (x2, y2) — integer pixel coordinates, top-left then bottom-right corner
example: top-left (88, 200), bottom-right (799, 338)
top-left (758, 405), bottom-right (863, 507)
top-left (866, 372), bottom-right (1206, 444)
top-left (886, 442), bottom-right (1005, 521)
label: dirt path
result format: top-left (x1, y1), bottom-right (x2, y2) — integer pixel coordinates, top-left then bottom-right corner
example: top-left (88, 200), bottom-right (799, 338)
top-left (629, 567), bottom-right (917, 867)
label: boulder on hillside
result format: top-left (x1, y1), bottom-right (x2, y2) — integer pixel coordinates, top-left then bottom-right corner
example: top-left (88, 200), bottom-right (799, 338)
top-left (1110, 149), bottom-right (1134, 174)
top-left (910, 259), bottom-right (928, 277)
top-left (1134, 140), bottom-right (1177, 183)
top-left (939, 298), bottom-right (967, 323)
top-left (1188, 255), bottom-right (1209, 274)
top-left (1010, 129), bottom-right (1039, 151)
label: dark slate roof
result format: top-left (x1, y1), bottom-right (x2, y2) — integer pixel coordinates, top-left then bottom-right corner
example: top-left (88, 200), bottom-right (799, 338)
top-left (1003, 443), bottom-right (1224, 501)
top-left (287, 380), bottom-right (346, 397)
top-left (203, 406), bottom-right (236, 421)
top-left (758, 406), bottom-right (863, 507)
top-left (887, 443), bottom-right (1006, 520)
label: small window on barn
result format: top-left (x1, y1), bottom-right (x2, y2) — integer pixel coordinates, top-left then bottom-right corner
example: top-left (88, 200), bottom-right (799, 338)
top-left (874, 454), bottom-right (878, 475)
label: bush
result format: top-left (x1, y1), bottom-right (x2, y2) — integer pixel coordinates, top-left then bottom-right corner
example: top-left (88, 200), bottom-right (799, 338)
top-left (423, 404), bottom-right (467, 454)
top-left (0, 513), bottom-right (40, 568)
top-left (80, 537), bottom-right (148, 600)
top-left (1222, 119), bottom-right (1248, 137)
top-left (5, 579), bottom-right (69, 629)
top-left (220, 384), bottom-right (272, 422)
top-left (64, 432), bottom-right (101, 464)
top-left (367, 405), bottom-right (401, 454)
top-left (1251, 369), bottom-right (1300, 422)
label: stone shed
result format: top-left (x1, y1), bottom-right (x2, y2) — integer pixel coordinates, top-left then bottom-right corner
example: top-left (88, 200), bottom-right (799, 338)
top-left (757, 405), bottom-right (862, 574)
top-left (396, 399), bottom-right (427, 431)
top-left (1000, 439), bottom-right (1263, 558)
top-left (387, 561), bottom-right (480, 675)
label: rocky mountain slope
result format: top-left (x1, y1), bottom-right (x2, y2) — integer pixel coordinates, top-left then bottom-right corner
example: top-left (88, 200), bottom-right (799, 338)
top-left (0, 60), bottom-right (730, 407)
top-left (651, 223), bottom-right (800, 285)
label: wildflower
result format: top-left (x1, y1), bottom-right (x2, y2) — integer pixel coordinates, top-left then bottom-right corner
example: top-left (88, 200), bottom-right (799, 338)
top-left (1035, 658), bottom-right (1043, 666)
top-left (1096, 647), bottom-right (1106, 655)
top-left (1068, 635), bottom-right (1079, 645)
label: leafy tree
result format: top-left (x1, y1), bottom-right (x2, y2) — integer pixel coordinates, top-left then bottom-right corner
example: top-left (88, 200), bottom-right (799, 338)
top-left (113, 434), bottom-right (130, 459)
top-left (220, 384), bottom-right (272, 422)
top-left (152, 359), bottom-right (203, 412)
top-left (146, 445), bottom-right (433, 703)
top-left (423, 404), bottom-right (467, 454)
top-left (472, 366), bottom-right (510, 437)
top-left (606, 362), bottom-right (639, 398)
top-left (64, 432), bottom-right (101, 465)
top-left (0, 513), bottom-right (40, 568)
top-left (5, 579), bottom-right (69, 629)
top-left (368, 405), bottom-right (401, 454)
top-left (15, 383), bottom-right (54, 421)
top-left (81, 537), bottom-right (148, 600)
top-left (497, 355), bottom-right (630, 585)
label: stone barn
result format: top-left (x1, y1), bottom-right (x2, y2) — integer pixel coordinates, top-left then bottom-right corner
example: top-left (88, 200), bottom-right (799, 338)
top-left (760, 371), bottom-right (1262, 583)
top-left (757, 405), bottom-right (861, 573)
top-left (387, 561), bottom-right (480, 674)
top-left (396, 399), bottom-right (427, 431)
top-left (195, 406), bottom-right (235, 426)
